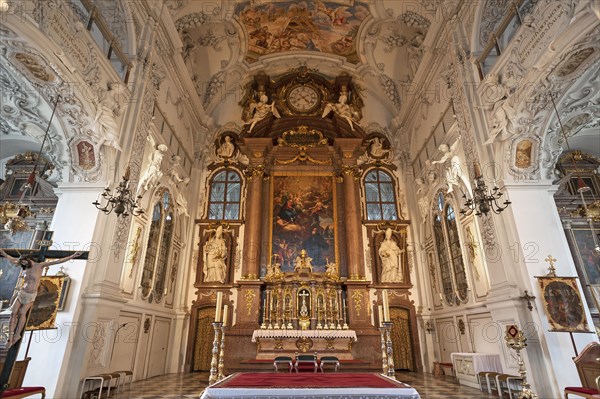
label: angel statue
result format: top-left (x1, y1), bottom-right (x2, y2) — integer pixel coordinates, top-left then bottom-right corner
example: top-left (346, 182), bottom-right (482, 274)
top-left (137, 136), bottom-right (168, 197)
top-left (432, 136), bottom-right (462, 193)
top-left (322, 93), bottom-right (359, 131)
top-left (244, 93), bottom-right (280, 133)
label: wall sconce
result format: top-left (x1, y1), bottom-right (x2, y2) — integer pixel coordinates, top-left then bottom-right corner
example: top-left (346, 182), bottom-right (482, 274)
top-left (425, 320), bottom-right (434, 334)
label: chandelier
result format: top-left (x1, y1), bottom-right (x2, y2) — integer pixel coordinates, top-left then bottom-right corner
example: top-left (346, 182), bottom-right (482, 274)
top-left (92, 166), bottom-right (144, 217)
top-left (460, 163), bottom-right (511, 217)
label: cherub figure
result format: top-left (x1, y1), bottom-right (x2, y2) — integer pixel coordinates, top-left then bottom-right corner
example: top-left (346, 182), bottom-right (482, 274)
top-left (322, 93), bottom-right (359, 131)
top-left (0, 249), bottom-right (84, 347)
top-left (244, 93), bottom-right (280, 133)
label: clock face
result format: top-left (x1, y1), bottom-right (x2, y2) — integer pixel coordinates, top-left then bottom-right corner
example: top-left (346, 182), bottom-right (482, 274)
top-left (287, 85), bottom-right (320, 113)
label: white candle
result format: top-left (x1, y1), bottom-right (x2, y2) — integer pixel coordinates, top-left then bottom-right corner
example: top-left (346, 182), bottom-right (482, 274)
top-left (378, 305), bottom-right (383, 327)
top-left (382, 290), bottom-right (390, 322)
top-left (342, 298), bottom-right (347, 324)
top-left (215, 292), bottom-right (223, 322)
top-left (222, 304), bottom-right (228, 327)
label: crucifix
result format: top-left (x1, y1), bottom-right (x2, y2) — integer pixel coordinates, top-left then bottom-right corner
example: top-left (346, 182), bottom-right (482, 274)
top-left (0, 233), bottom-right (88, 391)
top-left (299, 290), bottom-right (310, 317)
top-left (544, 255), bottom-right (557, 277)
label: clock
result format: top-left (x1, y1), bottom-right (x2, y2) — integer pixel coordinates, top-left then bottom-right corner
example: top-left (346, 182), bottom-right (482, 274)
top-left (286, 85), bottom-right (320, 113)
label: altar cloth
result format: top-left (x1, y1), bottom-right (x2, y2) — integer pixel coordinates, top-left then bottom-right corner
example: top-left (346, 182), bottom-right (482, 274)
top-left (251, 329), bottom-right (358, 342)
top-left (199, 372), bottom-right (420, 398)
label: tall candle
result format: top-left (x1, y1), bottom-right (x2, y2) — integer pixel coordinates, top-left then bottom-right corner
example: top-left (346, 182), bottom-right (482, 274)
top-left (382, 290), bottom-right (390, 322)
top-left (215, 292), bottom-right (223, 322)
top-left (342, 298), bottom-right (347, 324)
top-left (378, 305), bottom-right (384, 327)
top-left (222, 304), bottom-right (228, 327)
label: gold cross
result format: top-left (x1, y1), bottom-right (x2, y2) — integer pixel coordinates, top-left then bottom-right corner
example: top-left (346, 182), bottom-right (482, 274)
top-left (545, 255), bottom-right (557, 277)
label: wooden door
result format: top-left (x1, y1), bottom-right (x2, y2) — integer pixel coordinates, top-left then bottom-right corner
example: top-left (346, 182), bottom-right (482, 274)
top-left (390, 307), bottom-right (414, 371)
top-left (193, 307), bottom-right (215, 371)
top-left (146, 317), bottom-right (170, 378)
top-left (436, 318), bottom-right (460, 363)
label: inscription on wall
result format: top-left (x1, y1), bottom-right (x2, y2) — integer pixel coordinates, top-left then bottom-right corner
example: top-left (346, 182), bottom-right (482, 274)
top-left (517, 1), bottom-right (570, 68)
top-left (47, 10), bottom-right (91, 71)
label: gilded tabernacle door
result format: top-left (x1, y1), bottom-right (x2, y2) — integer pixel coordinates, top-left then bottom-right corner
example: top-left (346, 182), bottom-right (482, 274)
top-left (269, 173), bottom-right (338, 274)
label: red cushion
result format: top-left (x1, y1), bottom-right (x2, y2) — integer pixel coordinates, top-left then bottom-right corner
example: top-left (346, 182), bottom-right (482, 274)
top-left (3, 387), bottom-right (45, 397)
top-left (565, 387), bottom-right (600, 395)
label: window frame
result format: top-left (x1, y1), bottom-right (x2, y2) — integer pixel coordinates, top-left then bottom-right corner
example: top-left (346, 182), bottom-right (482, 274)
top-left (430, 190), bottom-right (469, 305)
top-left (207, 169), bottom-right (242, 221)
top-left (140, 190), bottom-right (177, 302)
top-left (362, 168), bottom-right (399, 221)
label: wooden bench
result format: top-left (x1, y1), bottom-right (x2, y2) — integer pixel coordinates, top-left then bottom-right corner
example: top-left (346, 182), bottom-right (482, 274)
top-left (433, 361), bottom-right (454, 377)
top-left (2, 387), bottom-right (46, 399)
top-left (564, 341), bottom-right (600, 399)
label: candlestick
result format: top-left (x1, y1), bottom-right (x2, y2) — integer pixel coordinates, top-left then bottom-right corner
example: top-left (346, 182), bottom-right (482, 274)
top-left (473, 162), bottom-right (482, 178)
top-left (215, 292), bottom-right (223, 322)
top-left (222, 304), bottom-right (228, 327)
top-left (208, 322), bottom-right (222, 385)
top-left (382, 290), bottom-right (390, 322)
top-left (378, 305), bottom-right (384, 327)
top-left (261, 296), bottom-right (267, 329)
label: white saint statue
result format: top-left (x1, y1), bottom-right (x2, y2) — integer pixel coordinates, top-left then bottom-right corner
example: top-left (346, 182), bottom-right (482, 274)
top-left (379, 228), bottom-right (404, 283)
top-left (203, 225), bottom-right (227, 283)
top-left (94, 82), bottom-right (123, 151)
top-left (217, 135), bottom-right (235, 158)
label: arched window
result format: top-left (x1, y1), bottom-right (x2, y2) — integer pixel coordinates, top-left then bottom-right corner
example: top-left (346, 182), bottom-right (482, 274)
top-left (208, 170), bottom-right (241, 220)
top-left (364, 169), bottom-right (398, 221)
top-left (445, 204), bottom-right (468, 301)
top-left (431, 191), bottom-right (469, 305)
top-left (433, 194), bottom-right (454, 304)
top-left (141, 191), bottom-right (176, 301)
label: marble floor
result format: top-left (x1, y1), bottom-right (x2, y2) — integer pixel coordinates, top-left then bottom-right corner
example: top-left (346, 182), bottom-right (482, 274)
top-left (108, 371), bottom-right (499, 399)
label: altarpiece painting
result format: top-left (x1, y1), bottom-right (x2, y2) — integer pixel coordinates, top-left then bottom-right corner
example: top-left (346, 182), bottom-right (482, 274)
top-left (270, 174), bottom-right (337, 273)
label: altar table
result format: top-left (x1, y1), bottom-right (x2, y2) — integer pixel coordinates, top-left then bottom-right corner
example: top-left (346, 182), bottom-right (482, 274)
top-left (251, 329), bottom-right (357, 342)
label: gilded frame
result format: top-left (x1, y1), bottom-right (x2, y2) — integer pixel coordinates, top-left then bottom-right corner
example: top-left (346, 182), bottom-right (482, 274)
top-left (269, 171), bottom-right (340, 273)
top-left (537, 276), bottom-right (590, 332)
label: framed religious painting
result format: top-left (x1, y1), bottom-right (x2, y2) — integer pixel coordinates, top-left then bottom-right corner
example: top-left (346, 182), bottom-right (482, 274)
top-left (536, 275), bottom-right (590, 332)
top-left (269, 172), bottom-right (338, 274)
top-left (26, 275), bottom-right (66, 330)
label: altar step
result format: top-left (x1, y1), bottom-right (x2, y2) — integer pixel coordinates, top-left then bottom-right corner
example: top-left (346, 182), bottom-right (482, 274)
top-left (233, 359), bottom-right (376, 373)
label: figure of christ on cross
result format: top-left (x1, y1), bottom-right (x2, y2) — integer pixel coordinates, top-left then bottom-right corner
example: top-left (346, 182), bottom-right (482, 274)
top-left (0, 248), bottom-right (84, 347)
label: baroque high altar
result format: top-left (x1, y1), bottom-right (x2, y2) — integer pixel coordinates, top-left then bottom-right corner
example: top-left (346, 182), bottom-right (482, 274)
top-left (188, 69), bottom-right (420, 372)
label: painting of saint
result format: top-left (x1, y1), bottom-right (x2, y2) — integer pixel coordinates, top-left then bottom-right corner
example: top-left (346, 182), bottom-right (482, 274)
top-left (271, 175), bottom-right (336, 273)
top-left (235, 1), bottom-right (370, 64)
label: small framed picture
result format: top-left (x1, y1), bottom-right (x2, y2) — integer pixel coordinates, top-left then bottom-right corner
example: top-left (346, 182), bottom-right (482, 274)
top-left (537, 276), bottom-right (590, 332)
top-left (26, 276), bottom-right (66, 330)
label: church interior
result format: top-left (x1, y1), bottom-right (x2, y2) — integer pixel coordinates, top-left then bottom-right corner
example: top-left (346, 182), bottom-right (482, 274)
top-left (0, 0), bottom-right (599, 398)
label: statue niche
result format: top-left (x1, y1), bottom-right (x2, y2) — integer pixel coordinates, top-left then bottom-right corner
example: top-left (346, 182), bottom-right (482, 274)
top-left (373, 226), bottom-right (409, 286)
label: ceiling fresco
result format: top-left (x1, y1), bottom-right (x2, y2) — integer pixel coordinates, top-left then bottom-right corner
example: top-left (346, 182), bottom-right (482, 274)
top-left (235, 1), bottom-right (371, 64)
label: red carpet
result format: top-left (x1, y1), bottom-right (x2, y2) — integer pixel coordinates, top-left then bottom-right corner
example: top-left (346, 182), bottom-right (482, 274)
top-left (213, 372), bottom-right (409, 389)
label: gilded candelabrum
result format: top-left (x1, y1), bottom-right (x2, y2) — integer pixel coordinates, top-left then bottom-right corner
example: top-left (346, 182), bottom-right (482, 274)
top-left (382, 321), bottom-right (396, 379)
top-left (208, 321), bottom-right (223, 385)
top-left (217, 324), bottom-right (227, 381)
top-left (505, 327), bottom-right (538, 399)
top-left (379, 325), bottom-right (388, 375)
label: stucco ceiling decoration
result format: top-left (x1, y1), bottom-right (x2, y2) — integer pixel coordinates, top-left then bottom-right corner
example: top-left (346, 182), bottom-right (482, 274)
top-left (235, 1), bottom-right (371, 64)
